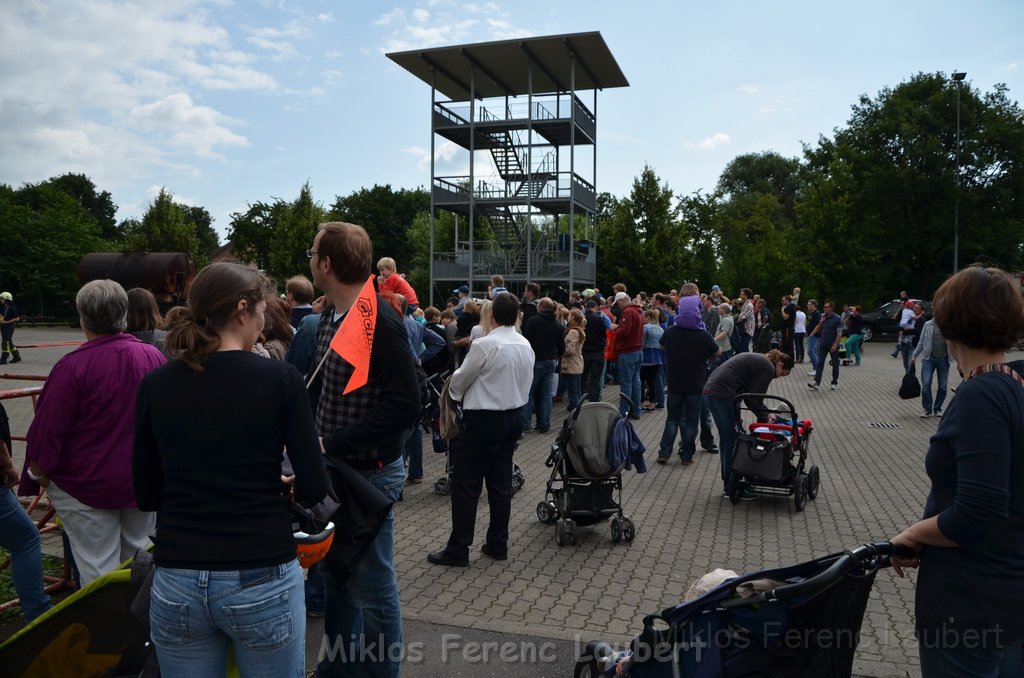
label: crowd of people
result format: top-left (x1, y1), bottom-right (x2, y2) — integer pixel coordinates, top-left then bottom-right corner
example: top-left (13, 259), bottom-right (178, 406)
top-left (2, 232), bottom-right (1022, 676)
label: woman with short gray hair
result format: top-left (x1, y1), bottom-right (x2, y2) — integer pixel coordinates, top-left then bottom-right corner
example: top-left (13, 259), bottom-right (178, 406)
top-left (19, 279), bottom-right (166, 585)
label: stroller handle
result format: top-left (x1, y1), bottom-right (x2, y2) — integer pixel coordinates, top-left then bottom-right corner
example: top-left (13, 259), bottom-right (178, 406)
top-left (765, 542), bottom-right (917, 603)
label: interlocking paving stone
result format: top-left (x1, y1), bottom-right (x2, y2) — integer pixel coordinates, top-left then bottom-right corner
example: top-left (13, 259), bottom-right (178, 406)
top-left (7, 327), bottom-right (1020, 677)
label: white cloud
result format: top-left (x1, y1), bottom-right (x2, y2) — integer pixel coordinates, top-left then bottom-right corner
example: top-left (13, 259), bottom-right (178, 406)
top-left (130, 93), bottom-right (249, 158)
top-left (685, 133), bottom-right (731, 151)
top-left (375, 8), bottom-right (407, 26)
top-left (376, 2), bottom-right (531, 53)
top-left (1000, 61), bottom-right (1019, 72)
top-left (736, 85), bottom-right (758, 94)
top-left (0, 2), bottom-right (296, 196)
top-left (405, 140), bottom-right (460, 170)
top-left (317, 13), bottom-right (335, 24)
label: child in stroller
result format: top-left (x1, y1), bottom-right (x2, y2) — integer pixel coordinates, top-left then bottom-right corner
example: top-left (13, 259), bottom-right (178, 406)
top-left (535, 397), bottom-right (645, 546)
top-left (576, 541), bottom-right (916, 678)
top-left (727, 394), bottom-right (820, 511)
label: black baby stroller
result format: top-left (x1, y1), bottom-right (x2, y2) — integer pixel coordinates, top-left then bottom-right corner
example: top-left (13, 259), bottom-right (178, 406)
top-left (727, 394), bottom-right (819, 511)
top-left (425, 371), bottom-right (524, 497)
top-left (535, 398), bottom-right (641, 546)
top-left (574, 541), bottom-right (915, 677)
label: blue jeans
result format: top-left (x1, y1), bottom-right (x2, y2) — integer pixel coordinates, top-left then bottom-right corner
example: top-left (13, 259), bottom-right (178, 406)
top-left (737, 332), bottom-right (751, 353)
top-left (814, 344), bottom-right (840, 386)
top-left (616, 351), bottom-right (643, 417)
top-left (919, 638), bottom-right (1022, 677)
top-left (522, 359), bottom-right (557, 431)
top-left (899, 341), bottom-right (914, 373)
top-left (921, 357), bottom-right (950, 415)
top-left (807, 336), bottom-right (821, 374)
top-left (640, 364), bottom-right (665, 408)
top-left (658, 392), bottom-right (703, 461)
top-left (562, 373), bottom-right (582, 410)
top-left (705, 394), bottom-right (738, 490)
top-left (320, 457), bottom-right (405, 678)
top-left (0, 487), bottom-right (51, 621)
top-left (150, 561), bottom-right (306, 678)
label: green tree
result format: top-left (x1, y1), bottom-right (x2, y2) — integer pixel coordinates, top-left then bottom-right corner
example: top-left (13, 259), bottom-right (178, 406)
top-left (800, 73), bottom-right (1024, 304)
top-left (42, 173), bottom-right (121, 242)
top-left (0, 183), bottom-right (108, 313)
top-left (227, 183), bottom-right (327, 284)
top-left (329, 185), bottom-right (429, 269)
top-left (183, 205), bottom-right (220, 264)
top-left (596, 165), bottom-right (690, 293)
top-left (122, 188), bottom-right (201, 263)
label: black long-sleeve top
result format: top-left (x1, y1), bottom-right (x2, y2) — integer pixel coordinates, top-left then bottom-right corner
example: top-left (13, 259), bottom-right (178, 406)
top-left (132, 352), bottom-right (328, 570)
top-left (523, 311), bottom-right (565, 361)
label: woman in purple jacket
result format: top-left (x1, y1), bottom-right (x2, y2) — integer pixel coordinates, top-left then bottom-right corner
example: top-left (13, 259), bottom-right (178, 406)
top-left (21, 280), bottom-right (166, 585)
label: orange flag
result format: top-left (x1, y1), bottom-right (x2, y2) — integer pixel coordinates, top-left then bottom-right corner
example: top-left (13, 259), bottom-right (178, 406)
top-left (329, 275), bottom-right (377, 394)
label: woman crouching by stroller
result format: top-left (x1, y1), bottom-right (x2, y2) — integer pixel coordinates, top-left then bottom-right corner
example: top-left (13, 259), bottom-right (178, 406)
top-left (703, 350), bottom-right (794, 500)
top-left (891, 265), bottom-right (1024, 676)
top-left (132, 263), bottom-right (329, 678)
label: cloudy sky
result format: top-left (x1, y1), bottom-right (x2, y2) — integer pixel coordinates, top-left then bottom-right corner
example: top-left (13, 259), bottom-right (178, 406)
top-left (2, 1), bottom-right (1022, 236)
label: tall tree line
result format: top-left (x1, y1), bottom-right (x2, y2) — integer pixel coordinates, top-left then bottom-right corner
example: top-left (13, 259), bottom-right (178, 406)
top-left (3, 72), bottom-right (1021, 316)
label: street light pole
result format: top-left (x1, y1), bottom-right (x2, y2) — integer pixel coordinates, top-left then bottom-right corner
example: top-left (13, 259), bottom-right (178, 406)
top-left (952, 71), bottom-right (966, 274)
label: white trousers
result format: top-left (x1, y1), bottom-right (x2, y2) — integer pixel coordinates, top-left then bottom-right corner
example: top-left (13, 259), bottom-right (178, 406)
top-left (47, 482), bottom-right (155, 586)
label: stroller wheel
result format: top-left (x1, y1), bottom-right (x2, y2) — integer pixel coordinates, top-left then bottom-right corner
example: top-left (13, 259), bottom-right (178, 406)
top-left (610, 517), bottom-right (623, 544)
top-left (434, 478), bottom-right (451, 496)
top-left (622, 517), bottom-right (636, 543)
top-left (555, 519), bottom-right (577, 546)
top-left (536, 501), bottom-right (558, 524)
top-left (807, 465), bottom-right (821, 500)
top-left (727, 471), bottom-right (742, 505)
top-left (574, 641), bottom-right (614, 678)
top-left (793, 473), bottom-right (808, 512)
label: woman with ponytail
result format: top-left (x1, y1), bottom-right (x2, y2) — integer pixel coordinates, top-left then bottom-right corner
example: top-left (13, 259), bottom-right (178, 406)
top-left (132, 263), bottom-right (329, 677)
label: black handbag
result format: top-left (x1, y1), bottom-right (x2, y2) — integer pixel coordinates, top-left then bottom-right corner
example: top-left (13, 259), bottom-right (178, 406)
top-left (899, 365), bottom-right (922, 400)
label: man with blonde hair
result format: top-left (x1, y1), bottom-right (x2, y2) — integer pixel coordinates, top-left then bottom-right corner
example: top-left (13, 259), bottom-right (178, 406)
top-left (285, 275), bottom-right (315, 329)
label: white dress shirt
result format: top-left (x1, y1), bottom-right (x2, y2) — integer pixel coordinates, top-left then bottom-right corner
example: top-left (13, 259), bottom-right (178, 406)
top-left (449, 325), bottom-right (535, 411)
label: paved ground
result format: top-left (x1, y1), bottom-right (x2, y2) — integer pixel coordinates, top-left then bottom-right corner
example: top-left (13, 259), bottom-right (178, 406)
top-left (6, 327), bottom-right (1019, 677)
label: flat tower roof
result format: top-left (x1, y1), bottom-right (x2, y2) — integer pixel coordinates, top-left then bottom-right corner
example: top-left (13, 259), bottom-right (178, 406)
top-left (386, 31), bottom-right (628, 100)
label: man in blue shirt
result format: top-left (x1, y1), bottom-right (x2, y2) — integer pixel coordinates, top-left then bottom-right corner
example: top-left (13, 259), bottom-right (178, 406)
top-left (807, 301), bottom-right (843, 390)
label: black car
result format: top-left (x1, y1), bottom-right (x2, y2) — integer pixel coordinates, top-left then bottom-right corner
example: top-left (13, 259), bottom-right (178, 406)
top-left (859, 299), bottom-right (933, 342)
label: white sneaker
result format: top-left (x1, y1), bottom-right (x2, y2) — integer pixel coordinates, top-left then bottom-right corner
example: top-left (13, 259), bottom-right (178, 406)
top-left (830, 384), bottom-right (838, 391)
top-left (920, 412), bottom-right (933, 418)
top-left (807, 370), bottom-right (816, 376)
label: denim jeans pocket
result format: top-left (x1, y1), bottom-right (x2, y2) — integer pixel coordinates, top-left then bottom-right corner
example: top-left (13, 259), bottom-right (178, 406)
top-left (222, 589), bottom-right (294, 651)
top-left (150, 586), bottom-right (191, 647)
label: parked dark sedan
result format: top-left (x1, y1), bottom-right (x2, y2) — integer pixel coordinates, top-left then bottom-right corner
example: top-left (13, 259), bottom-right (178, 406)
top-left (859, 299), bottom-right (933, 342)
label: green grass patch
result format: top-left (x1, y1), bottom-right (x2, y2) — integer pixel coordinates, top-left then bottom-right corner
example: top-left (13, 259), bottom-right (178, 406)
top-left (0, 548), bottom-right (65, 623)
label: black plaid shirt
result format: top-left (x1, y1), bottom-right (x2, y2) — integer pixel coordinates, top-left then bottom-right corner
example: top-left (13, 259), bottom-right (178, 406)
top-left (311, 300), bottom-right (420, 463)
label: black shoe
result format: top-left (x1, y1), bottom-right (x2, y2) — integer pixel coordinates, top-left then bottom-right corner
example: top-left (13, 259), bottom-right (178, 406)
top-left (480, 544), bottom-right (507, 561)
top-left (628, 414), bottom-right (641, 421)
top-left (703, 447), bottom-right (719, 454)
top-left (427, 550), bottom-right (469, 567)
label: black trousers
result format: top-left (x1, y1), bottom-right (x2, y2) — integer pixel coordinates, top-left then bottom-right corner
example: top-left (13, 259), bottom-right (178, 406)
top-left (444, 409), bottom-right (523, 559)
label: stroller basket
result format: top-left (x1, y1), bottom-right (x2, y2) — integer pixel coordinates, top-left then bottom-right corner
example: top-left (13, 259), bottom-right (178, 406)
top-left (577, 542), bottom-right (915, 678)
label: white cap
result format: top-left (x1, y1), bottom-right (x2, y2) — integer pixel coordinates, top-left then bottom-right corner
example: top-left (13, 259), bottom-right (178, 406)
top-left (613, 292), bottom-right (630, 304)
top-left (0, 292), bottom-right (11, 301)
